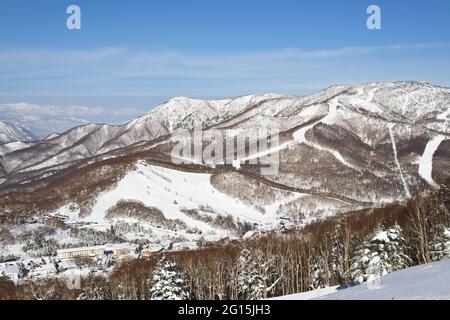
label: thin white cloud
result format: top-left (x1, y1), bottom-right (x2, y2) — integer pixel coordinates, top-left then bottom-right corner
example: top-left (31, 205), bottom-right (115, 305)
top-left (0, 42), bottom-right (449, 97)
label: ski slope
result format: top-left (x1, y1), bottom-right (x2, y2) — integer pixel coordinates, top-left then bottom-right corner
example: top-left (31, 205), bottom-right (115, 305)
top-left (236, 100), bottom-right (357, 172)
top-left (419, 135), bottom-right (447, 187)
top-left (81, 161), bottom-right (278, 235)
top-left (388, 125), bottom-right (411, 198)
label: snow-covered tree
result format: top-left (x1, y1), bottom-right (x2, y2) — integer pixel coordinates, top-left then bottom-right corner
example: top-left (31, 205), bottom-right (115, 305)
top-left (348, 224), bottom-right (412, 284)
top-left (310, 249), bottom-right (327, 290)
top-left (430, 228), bottom-right (450, 261)
top-left (150, 256), bottom-right (189, 300)
top-left (78, 270), bottom-right (108, 300)
top-left (330, 221), bottom-right (347, 283)
top-left (237, 248), bottom-right (266, 300)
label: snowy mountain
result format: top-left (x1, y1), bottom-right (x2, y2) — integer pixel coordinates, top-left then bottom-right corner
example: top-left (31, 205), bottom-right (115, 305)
top-left (0, 94), bottom-right (282, 174)
top-left (0, 102), bottom-right (141, 139)
top-left (0, 103), bottom-right (90, 139)
top-left (0, 81), bottom-right (449, 246)
top-left (0, 121), bottom-right (37, 144)
top-left (144, 93), bottom-right (289, 131)
top-left (274, 259), bottom-right (450, 300)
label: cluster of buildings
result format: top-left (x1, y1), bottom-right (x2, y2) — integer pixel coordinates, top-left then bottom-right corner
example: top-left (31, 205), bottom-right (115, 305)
top-left (55, 240), bottom-right (188, 260)
top-left (56, 243), bottom-right (137, 260)
top-left (0, 264), bottom-right (21, 283)
top-left (0, 258), bottom-right (57, 284)
top-left (0, 240), bottom-right (200, 284)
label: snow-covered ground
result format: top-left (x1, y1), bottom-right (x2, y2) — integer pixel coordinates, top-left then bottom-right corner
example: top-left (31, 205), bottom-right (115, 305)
top-left (388, 125), bottom-right (411, 198)
top-left (234, 99), bottom-right (355, 171)
top-left (67, 160), bottom-right (281, 241)
top-left (274, 259), bottom-right (450, 300)
top-left (419, 135), bottom-right (448, 187)
top-left (270, 286), bottom-right (339, 300)
top-left (293, 100), bottom-right (359, 171)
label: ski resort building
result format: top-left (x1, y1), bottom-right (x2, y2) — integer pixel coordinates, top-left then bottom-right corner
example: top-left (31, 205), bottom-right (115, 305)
top-left (104, 243), bottom-right (136, 258)
top-left (0, 264), bottom-right (20, 284)
top-left (141, 244), bottom-right (164, 257)
top-left (56, 245), bottom-right (105, 259)
top-left (56, 243), bottom-right (137, 260)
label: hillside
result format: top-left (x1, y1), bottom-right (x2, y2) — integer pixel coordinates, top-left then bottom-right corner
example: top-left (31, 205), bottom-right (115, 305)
top-left (274, 259), bottom-right (450, 300)
top-left (0, 121), bottom-right (37, 144)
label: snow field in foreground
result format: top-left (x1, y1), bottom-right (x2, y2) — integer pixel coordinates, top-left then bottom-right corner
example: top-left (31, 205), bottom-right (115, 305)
top-left (273, 259), bottom-right (450, 300)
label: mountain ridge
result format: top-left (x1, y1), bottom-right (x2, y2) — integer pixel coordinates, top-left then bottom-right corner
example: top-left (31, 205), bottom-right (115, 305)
top-left (0, 121), bottom-right (37, 144)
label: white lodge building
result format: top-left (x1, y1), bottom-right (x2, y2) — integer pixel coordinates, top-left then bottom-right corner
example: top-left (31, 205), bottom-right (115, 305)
top-left (56, 243), bottom-right (137, 260)
top-left (57, 245), bottom-right (105, 259)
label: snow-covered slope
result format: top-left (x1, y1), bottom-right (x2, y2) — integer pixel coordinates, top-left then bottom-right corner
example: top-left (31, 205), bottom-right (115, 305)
top-left (0, 140), bottom-right (36, 158)
top-left (87, 161), bottom-right (273, 223)
top-left (0, 119), bottom-right (168, 173)
top-left (319, 259), bottom-right (450, 300)
top-left (419, 135), bottom-right (447, 187)
top-left (271, 286), bottom-right (340, 300)
top-left (0, 121), bottom-right (37, 143)
top-left (145, 94), bottom-right (288, 130)
top-left (273, 259), bottom-right (450, 300)
top-left (61, 160), bottom-right (284, 242)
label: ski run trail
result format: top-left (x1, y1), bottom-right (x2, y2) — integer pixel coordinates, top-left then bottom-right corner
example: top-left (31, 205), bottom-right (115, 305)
top-left (419, 135), bottom-right (447, 187)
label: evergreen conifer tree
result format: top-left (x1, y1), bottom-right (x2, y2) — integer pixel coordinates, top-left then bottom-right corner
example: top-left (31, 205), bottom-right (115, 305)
top-left (348, 224), bottom-right (412, 284)
top-left (237, 247), bottom-right (266, 300)
top-left (150, 256), bottom-right (189, 300)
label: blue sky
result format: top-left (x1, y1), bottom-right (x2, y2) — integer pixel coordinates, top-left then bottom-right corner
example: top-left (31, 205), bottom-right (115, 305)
top-left (0, 0), bottom-right (449, 118)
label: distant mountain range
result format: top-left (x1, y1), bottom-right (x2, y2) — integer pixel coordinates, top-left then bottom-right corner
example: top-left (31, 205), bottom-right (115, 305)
top-left (0, 103), bottom-right (90, 139)
top-left (0, 81), bottom-right (449, 245)
top-left (0, 121), bottom-right (37, 144)
top-left (0, 102), bottom-right (142, 139)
